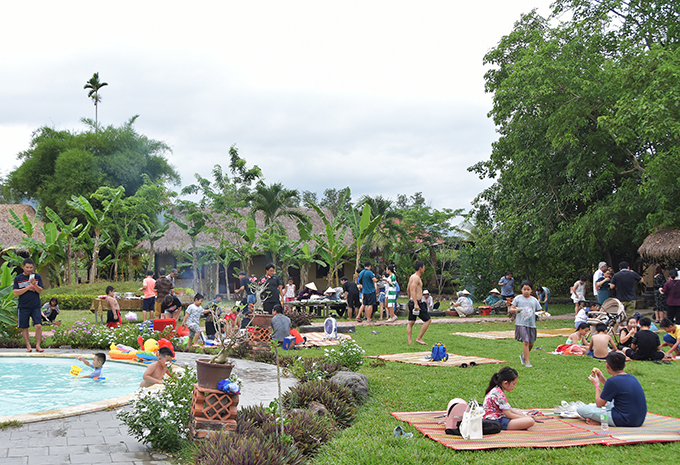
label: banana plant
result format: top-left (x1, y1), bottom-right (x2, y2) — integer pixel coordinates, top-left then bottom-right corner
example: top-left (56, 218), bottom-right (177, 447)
top-left (308, 201), bottom-right (349, 288)
top-left (8, 208), bottom-right (37, 238)
top-left (45, 207), bottom-right (83, 285)
top-left (344, 204), bottom-right (383, 276)
top-left (137, 221), bottom-right (169, 272)
top-left (0, 263), bottom-right (18, 332)
top-left (67, 188), bottom-right (122, 282)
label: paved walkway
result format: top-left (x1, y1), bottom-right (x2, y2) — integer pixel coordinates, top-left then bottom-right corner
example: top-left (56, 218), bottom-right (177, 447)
top-left (0, 349), bottom-right (296, 465)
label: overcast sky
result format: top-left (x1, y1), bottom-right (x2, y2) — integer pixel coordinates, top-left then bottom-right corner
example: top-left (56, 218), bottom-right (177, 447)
top-left (0, 0), bottom-right (553, 213)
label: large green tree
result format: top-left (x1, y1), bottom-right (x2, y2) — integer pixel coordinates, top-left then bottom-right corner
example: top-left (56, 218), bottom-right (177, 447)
top-left (6, 117), bottom-right (180, 219)
top-left (466, 0), bottom-right (680, 291)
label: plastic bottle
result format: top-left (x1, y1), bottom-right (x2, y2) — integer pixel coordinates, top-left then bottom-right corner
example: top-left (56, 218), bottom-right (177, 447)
top-left (600, 406), bottom-right (609, 432)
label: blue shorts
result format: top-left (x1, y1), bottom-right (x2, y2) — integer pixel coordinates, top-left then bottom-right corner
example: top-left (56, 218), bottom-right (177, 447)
top-left (142, 297), bottom-right (156, 312)
top-left (362, 292), bottom-right (376, 307)
top-left (663, 334), bottom-right (677, 345)
top-left (500, 417), bottom-right (511, 430)
top-left (247, 294), bottom-right (257, 304)
top-left (18, 307), bottom-right (42, 329)
top-left (378, 292), bottom-right (386, 303)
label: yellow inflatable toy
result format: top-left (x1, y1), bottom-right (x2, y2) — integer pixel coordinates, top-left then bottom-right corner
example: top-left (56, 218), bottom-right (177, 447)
top-left (144, 338), bottom-right (159, 352)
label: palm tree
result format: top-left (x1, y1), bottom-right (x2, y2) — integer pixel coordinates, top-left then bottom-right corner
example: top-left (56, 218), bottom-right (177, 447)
top-left (84, 72), bottom-right (108, 127)
top-left (247, 182), bottom-right (307, 227)
top-left (357, 195), bottom-right (404, 267)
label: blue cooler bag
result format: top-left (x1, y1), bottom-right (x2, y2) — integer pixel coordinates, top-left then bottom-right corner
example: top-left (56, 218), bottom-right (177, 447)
top-left (282, 336), bottom-right (296, 350)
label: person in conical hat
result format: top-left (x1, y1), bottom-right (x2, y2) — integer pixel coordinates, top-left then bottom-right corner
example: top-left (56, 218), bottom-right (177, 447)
top-left (296, 281), bottom-right (322, 300)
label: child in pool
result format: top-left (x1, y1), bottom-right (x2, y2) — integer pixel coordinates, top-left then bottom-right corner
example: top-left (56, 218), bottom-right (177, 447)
top-left (567, 323), bottom-right (590, 345)
top-left (139, 347), bottom-right (175, 387)
top-left (77, 353), bottom-right (106, 379)
top-left (482, 366), bottom-right (535, 430)
top-left (509, 280), bottom-right (541, 367)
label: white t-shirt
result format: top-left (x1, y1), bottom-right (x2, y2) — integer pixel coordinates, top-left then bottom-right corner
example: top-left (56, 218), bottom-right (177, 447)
top-left (186, 304), bottom-right (203, 327)
top-left (593, 269), bottom-right (604, 296)
top-left (571, 281), bottom-right (586, 302)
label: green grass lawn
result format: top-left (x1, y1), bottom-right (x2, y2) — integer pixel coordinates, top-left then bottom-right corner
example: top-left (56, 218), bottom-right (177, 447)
top-left (44, 301), bottom-right (676, 463)
top-left (308, 317), bottom-right (680, 464)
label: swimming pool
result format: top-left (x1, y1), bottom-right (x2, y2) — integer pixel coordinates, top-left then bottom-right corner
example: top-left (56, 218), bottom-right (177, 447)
top-left (0, 355), bottom-right (147, 419)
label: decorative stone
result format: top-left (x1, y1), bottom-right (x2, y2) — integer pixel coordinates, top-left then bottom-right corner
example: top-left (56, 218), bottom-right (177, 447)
top-left (330, 370), bottom-right (369, 399)
top-left (307, 401), bottom-right (329, 417)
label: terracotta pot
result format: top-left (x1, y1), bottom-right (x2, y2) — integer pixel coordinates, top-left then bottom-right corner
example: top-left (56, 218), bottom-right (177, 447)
top-left (251, 313), bottom-right (273, 328)
top-left (195, 358), bottom-right (235, 390)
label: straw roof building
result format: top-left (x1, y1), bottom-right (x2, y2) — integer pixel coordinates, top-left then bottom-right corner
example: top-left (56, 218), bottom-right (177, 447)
top-left (638, 229), bottom-right (680, 263)
top-left (140, 208), bottom-right (356, 293)
top-left (0, 204), bottom-right (45, 252)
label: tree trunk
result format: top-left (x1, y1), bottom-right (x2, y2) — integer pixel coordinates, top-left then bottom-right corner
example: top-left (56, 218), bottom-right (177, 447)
top-left (192, 238), bottom-right (199, 293)
top-left (301, 263), bottom-right (308, 287)
top-left (90, 231), bottom-right (100, 283)
top-left (149, 241), bottom-right (155, 272)
top-left (66, 239), bottom-right (73, 285)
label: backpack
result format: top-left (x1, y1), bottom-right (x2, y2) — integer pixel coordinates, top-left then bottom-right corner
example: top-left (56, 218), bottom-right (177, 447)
top-left (444, 398), bottom-right (502, 436)
top-left (431, 342), bottom-right (449, 362)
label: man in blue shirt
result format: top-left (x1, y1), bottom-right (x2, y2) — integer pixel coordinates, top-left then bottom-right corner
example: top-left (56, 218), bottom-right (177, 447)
top-left (13, 258), bottom-right (44, 353)
top-left (577, 352), bottom-right (647, 427)
top-left (357, 261), bottom-right (378, 323)
top-left (499, 272), bottom-right (515, 300)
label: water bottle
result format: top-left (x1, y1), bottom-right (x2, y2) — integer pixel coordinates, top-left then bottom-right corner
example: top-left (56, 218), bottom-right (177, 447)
top-left (600, 406), bottom-right (609, 432)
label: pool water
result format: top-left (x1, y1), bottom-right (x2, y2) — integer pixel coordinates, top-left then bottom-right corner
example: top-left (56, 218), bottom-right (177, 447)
top-left (0, 357), bottom-right (146, 417)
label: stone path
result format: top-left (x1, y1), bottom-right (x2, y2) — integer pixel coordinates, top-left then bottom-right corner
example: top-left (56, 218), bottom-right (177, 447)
top-left (0, 349), bottom-right (296, 464)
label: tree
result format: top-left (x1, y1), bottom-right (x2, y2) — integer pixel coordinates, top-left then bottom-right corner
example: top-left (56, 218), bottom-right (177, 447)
top-left (344, 203), bottom-right (382, 276)
top-left (166, 200), bottom-right (209, 293)
top-left (84, 72), bottom-right (108, 128)
top-left (5, 118), bottom-right (180, 219)
top-left (67, 189), bottom-right (122, 282)
top-left (246, 182), bottom-right (306, 228)
top-left (466, 1), bottom-right (680, 289)
top-left (44, 207), bottom-right (83, 285)
top-left (308, 200), bottom-right (349, 288)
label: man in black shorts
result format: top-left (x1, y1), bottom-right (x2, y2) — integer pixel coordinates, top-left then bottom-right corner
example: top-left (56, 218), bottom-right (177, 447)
top-left (13, 258), bottom-right (44, 352)
top-left (406, 260), bottom-right (431, 345)
top-left (341, 276), bottom-right (360, 320)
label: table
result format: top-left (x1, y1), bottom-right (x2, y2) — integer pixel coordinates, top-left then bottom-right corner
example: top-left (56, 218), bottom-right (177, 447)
top-left (287, 299), bottom-right (347, 318)
top-left (89, 298), bottom-right (143, 324)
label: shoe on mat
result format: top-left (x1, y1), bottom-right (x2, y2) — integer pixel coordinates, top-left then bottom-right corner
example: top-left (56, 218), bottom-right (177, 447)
top-left (520, 354), bottom-right (526, 366)
top-left (524, 362), bottom-right (533, 367)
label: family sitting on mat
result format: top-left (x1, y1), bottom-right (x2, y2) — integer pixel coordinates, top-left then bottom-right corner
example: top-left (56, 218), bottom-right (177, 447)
top-left (480, 353), bottom-right (648, 432)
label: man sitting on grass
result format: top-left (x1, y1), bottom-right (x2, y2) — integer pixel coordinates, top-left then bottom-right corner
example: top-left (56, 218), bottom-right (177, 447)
top-left (577, 352), bottom-right (646, 427)
top-left (659, 318), bottom-right (680, 360)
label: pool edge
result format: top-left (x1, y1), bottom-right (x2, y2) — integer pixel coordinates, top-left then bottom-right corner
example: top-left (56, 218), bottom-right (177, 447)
top-left (0, 352), bottom-right (182, 423)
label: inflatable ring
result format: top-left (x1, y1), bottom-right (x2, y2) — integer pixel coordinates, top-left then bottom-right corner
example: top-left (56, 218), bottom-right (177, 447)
top-left (108, 350), bottom-right (138, 360)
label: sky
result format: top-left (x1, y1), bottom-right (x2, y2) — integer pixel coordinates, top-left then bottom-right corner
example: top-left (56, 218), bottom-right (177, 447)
top-left (0, 0), bottom-right (554, 213)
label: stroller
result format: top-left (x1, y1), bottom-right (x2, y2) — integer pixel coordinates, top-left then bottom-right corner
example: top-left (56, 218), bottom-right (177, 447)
top-left (586, 298), bottom-right (627, 343)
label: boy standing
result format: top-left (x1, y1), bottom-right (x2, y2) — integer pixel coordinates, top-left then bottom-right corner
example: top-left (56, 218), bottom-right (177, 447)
top-left (659, 318), bottom-right (680, 359)
top-left (181, 293), bottom-right (206, 346)
top-left (625, 317), bottom-right (665, 361)
top-left (140, 347), bottom-right (174, 387)
top-left (139, 270), bottom-right (156, 322)
top-left (406, 260), bottom-right (431, 345)
top-left (13, 258), bottom-right (44, 353)
top-left (587, 323), bottom-right (616, 359)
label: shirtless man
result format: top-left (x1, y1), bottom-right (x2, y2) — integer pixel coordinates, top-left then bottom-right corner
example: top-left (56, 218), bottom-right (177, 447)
top-left (140, 347), bottom-right (174, 387)
top-left (406, 260), bottom-right (431, 345)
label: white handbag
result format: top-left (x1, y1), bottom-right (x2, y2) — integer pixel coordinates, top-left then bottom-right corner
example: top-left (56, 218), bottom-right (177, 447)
top-left (459, 399), bottom-right (484, 440)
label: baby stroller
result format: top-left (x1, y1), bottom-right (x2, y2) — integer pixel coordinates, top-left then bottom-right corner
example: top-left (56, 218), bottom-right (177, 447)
top-left (586, 298), bottom-right (627, 343)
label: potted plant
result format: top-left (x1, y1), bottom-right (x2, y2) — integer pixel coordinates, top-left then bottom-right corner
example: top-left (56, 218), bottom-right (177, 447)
top-left (195, 306), bottom-right (246, 390)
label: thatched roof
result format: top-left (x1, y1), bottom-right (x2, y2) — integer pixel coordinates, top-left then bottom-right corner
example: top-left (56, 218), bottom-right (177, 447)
top-left (638, 229), bottom-right (680, 262)
top-left (141, 208), bottom-right (354, 254)
top-left (0, 204), bottom-right (45, 251)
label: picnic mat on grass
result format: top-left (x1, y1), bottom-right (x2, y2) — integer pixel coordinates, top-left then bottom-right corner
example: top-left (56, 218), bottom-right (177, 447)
top-left (368, 352), bottom-right (507, 367)
top-left (451, 328), bottom-right (574, 340)
top-left (391, 410), bottom-right (680, 450)
top-left (302, 332), bottom-right (352, 347)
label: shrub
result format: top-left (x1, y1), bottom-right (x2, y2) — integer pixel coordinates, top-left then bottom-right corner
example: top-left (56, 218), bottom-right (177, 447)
top-left (283, 309), bottom-right (312, 328)
top-left (323, 339), bottom-right (365, 372)
top-left (50, 320), bottom-right (179, 350)
top-left (288, 357), bottom-right (342, 382)
top-left (236, 405), bottom-right (336, 457)
top-left (282, 379), bottom-right (357, 428)
top-left (193, 430), bottom-right (305, 465)
top-left (117, 367), bottom-right (197, 452)
top-left (41, 294), bottom-right (99, 310)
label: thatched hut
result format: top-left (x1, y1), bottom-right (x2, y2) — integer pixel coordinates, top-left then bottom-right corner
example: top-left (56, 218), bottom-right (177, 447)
top-left (0, 204), bottom-right (45, 252)
top-left (638, 229), bottom-right (680, 264)
top-left (139, 208), bottom-right (356, 295)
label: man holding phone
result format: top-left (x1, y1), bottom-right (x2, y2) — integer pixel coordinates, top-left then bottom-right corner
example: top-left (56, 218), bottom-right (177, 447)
top-left (13, 258), bottom-right (44, 352)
